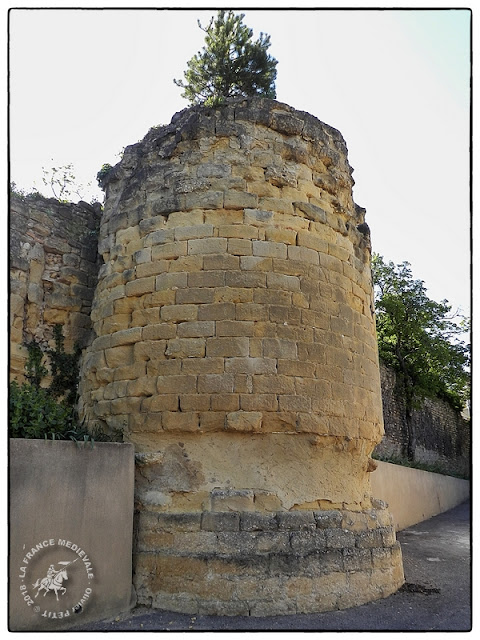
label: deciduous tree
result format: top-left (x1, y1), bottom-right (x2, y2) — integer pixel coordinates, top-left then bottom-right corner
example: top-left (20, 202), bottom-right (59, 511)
top-left (372, 254), bottom-right (470, 458)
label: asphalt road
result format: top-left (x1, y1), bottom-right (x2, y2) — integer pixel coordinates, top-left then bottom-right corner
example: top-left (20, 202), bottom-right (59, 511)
top-left (74, 500), bottom-right (471, 632)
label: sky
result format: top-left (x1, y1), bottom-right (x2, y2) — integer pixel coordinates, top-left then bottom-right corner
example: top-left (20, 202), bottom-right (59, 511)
top-left (8, 4), bottom-right (472, 321)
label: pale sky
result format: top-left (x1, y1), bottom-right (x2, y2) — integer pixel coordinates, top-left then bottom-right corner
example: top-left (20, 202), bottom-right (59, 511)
top-left (8, 4), bottom-right (472, 320)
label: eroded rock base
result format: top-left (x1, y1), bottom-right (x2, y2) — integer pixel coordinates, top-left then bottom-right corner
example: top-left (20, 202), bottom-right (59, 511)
top-left (134, 504), bottom-right (404, 616)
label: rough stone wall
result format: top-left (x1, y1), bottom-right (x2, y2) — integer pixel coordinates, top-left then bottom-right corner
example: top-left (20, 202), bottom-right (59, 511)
top-left (9, 194), bottom-right (101, 381)
top-left (134, 502), bottom-right (403, 616)
top-left (376, 363), bottom-right (470, 477)
top-left (78, 97), bottom-right (404, 614)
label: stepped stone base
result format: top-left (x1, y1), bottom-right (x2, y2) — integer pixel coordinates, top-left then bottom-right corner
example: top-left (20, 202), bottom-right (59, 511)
top-left (134, 503), bottom-right (404, 616)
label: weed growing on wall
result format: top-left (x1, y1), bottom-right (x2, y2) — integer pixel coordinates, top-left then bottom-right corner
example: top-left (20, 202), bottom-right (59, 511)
top-left (8, 325), bottom-right (116, 443)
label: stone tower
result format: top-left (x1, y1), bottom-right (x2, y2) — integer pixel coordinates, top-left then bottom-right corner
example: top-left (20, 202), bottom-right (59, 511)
top-left (79, 98), bottom-right (404, 615)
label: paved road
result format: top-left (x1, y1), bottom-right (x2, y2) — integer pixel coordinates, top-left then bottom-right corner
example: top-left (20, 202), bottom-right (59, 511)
top-left (74, 501), bottom-right (471, 632)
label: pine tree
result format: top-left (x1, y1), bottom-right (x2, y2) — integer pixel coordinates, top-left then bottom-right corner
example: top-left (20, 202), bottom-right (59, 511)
top-left (174, 10), bottom-right (278, 107)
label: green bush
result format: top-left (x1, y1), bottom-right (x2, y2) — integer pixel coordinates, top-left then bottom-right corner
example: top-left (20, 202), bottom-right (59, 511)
top-left (9, 381), bottom-right (77, 440)
top-left (9, 326), bottom-right (89, 441)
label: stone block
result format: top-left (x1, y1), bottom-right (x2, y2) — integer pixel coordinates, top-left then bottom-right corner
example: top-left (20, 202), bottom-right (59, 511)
top-left (162, 412), bottom-right (199, 432)
top-left (187, 237), bottom-right (228, 255)
top-left (157, 375), bottom-right (197, 395)
top-left (152, 241), bottom-right (188, 261)
top-left (290, 530), bottom-right (327, 553)
top-left (142, 395), bottom-right (178, 412)
top-left (210, 394), bottom-right (239, 411)
top-left (325, 529), bottom-right (356, 549)
top-left (240, 393), bottom-right (278, 412)
top-left (205, 336), bottom-right (249, 357)
top-left (201, 512), bottom-right (240, 532)
top-left (198, 373), bottom-right (234, 394)
top-left (287, 245), bottom-right (319, 265)
top-left (104, 345), bottom-right (134, 368)
top-left (142, 323), bottom-right (177, 340)
top-left (160, 304), bottom-right (198, 322)
top-left (155, 271), bottom-right (188, 290)
top-left (156, 513), bottom-right (202, 532)
top-left (177, 321), bottom-right (215, 338)
top-left (240, 512), bottom-right (277, 531)
top-left (314, 510), bottom-right (343, 529)
top-left (165, 338), bottom-right (205, 358)
top-left (199, 411), bottom-right (226, 432)
top-left (174, 224), bottom-right (214, 241)
top-left (239, 256), bottom-right (273, 273)
top-left (235, 302), bottom-right (269, 321)
top-left (343, 548), bottom-right (373, 571)
top-left (182, 357), bottom-right (224, 374)
top-left (225, 411), bottom-right (262, 432)
top-left (125, 276), bottom-right (155, 297)
top-left (263, 338), bottom-right (297, 359)
top-left (277, 511), bottom-right (316, 531)
top-left (223, 191), bottom-right (258, 210)
top-left (218, 224), bottom-right (259, 239)
top-left (216, 320), bottom-right (255, 337)
top-left (131, 308), bottom-right (160, 327)
top-left (187, 270), bottom-right (225, 288)
top-left (176, 288), bottom-right (215, 304)
top-left (252, 240), bottom-right (287, 259)
top-left (179, 394), bottom-right (211, 412)
top-left (203, 254), bottom-right (239, 271)
top-left (110, 327), bottom-right (143, 347)
top-left (184, 191), bottom-right (224, 210)
top-left (225, 356), bottom-right (276, 374)
top-left (227, 238), bottom-right (253, 256)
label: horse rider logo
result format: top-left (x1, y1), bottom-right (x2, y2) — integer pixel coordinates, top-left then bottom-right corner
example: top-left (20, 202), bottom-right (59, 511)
top-left (32, 558), bottom-right (78, 601)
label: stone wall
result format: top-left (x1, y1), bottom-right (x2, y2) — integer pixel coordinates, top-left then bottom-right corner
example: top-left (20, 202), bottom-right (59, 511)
top-left (78, 97), bottom-right (404, 614)
top-left (377, 363), bottom-right (470, 477)
top-left (9, 194), bottom-right (101, 381)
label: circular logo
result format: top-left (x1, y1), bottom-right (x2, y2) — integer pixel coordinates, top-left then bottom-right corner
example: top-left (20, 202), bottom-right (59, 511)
top-left (18, 538), bottom-right (94, 622)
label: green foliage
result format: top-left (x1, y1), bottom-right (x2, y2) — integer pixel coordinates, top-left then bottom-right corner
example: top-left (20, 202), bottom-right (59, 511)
top-left (9, 381), bottom-right (78, 440)
top-left (45, 325), bottom-right (82, 406)
top-left (9, 326), bottom-right (87, 441)
top-left (372, 254), bottom-right (470, 413)
top-left (174, 10), bottom-right (278, 106)
top-left (96, 163), bottom-right (113, 189)
top-left (10, 182), bottom-right (43, 201)
top-left (24, 340), bottom-right (48, 388)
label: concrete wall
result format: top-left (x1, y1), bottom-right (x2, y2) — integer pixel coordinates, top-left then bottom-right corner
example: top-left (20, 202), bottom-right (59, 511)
top-left (9, 439), bottom-right (135, 631)
top-left (371, 461), bottom-right (470, 531)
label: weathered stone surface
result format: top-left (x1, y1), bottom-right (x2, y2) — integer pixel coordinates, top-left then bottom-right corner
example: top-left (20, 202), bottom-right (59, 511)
top-left (70, 98), bottom-right (403, 615)
top-left (9, 195), bottom-right (101, 380)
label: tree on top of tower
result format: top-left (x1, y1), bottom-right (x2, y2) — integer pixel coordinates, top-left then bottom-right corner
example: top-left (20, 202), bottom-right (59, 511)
top-left (174, 10), bottom-right (278, 107)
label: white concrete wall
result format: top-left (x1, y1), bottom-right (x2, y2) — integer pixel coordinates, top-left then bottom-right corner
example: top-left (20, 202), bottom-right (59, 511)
top-left (371, 461), bottom-right (470, 531)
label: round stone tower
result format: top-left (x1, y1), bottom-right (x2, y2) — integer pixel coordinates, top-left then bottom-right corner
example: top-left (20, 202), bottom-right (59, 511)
top-left (79, 98), bottom-right (404, 615)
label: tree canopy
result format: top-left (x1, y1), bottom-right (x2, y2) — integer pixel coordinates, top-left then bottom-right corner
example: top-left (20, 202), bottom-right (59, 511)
top-left (372, 254), bottom-right (470, 415)
top-left (174, 10), bottom-right (278, 107)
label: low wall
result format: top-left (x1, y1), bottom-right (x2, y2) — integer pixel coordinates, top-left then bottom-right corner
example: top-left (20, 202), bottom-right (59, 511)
top-left (9, 439), bottom-right (135, 631)
top-left (371, 461), bottom-right (470, 531)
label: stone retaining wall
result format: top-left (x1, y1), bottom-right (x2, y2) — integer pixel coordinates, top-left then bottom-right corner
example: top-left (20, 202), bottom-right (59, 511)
top-left (377, 364), bottom-right (470, 477)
